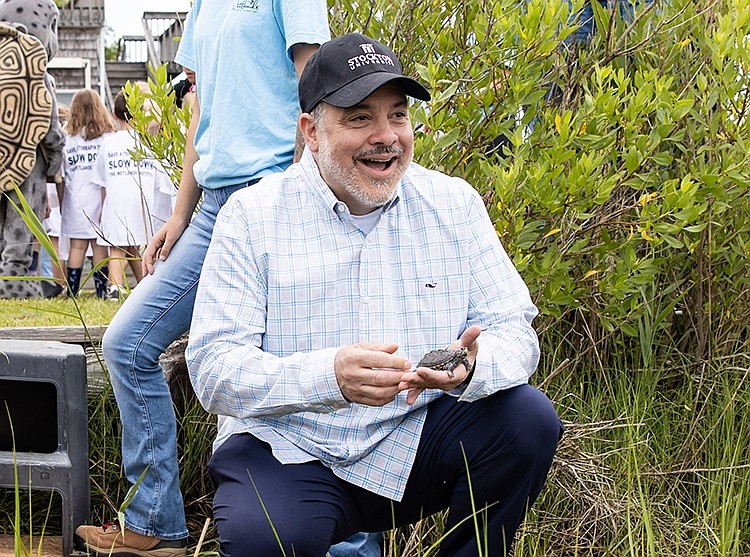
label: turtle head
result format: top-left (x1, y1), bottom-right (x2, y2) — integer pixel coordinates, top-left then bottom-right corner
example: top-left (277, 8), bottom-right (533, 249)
top-left (0, 0), bottom-right (59, 60)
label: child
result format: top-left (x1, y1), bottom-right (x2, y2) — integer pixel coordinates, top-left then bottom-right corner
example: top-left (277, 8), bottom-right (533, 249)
top-left (92, 90), bottom-right (173, 300)
top-left (60, 89), bottom-right (114, 297)
top-left (38, 105), bottom-right (71, 298)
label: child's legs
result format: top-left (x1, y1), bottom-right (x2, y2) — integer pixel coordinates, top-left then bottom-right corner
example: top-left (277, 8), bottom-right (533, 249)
top-left (91, 242), bottom-right (109, 267)
top-left (109, 246), bottom-right (143, 286)
top-left (125, 246), bottom-right (144, 283)
top-left (67, 238), bottom-right (89, 269)
top-left (108, 246), bottom-right (129, 287)
top-left (70, 239), bottom-right (108, 270)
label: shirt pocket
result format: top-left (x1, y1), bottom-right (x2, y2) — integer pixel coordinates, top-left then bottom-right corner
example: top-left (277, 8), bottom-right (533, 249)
top-left (378, 269), bottom-right (469, 345)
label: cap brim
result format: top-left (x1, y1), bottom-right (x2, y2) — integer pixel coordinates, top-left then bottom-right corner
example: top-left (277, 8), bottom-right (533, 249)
top-left (321, 72), bottom-right (431, 108)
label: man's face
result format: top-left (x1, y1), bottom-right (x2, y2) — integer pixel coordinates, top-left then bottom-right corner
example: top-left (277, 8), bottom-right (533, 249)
top-left (304, 85), bottom-right (414, 215)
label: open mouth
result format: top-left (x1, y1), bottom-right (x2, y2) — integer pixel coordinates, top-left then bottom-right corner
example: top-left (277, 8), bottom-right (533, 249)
top-left (357, 156), bottom-right (397, 172)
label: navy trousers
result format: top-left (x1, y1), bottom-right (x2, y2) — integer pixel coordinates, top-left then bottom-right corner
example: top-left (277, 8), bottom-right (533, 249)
top-left (208, 384), bottom-right (562, 557)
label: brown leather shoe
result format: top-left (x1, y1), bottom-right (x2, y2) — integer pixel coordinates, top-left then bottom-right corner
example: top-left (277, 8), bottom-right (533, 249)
top-left (74, 521), bottom-right (187, 557)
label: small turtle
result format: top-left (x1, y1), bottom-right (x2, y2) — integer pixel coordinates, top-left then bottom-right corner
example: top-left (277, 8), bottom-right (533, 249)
top-left (416, 347), bottom-right (470, 379)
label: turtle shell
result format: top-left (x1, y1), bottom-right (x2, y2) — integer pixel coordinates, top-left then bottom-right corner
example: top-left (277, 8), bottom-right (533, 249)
top-left (416, 347), bottom-right (469, 372)
top-left (0, 23), bottom-right (52, 192)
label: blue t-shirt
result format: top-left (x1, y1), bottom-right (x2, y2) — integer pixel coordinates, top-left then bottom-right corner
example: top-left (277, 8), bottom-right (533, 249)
top-left (175, 0), bottom-right (330, 189)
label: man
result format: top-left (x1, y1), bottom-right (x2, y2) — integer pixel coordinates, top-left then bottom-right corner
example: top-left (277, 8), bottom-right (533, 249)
top-left (187, 33), bottom-right (562, 557)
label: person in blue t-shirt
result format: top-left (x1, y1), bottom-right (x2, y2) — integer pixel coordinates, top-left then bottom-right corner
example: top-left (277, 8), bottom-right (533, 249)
top-left (71, 2), bottom-right (388, 556)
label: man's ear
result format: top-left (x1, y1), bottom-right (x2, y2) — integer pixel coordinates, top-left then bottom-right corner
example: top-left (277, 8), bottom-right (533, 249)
top-left (299, 112), bottom-right (320, 153)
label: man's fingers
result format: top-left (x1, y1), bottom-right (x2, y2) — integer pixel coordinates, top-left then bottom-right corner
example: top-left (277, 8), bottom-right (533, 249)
top-left (339, 344), bottom-right (410, 373)
top-left (356, 342), bottom-right (400, 355)
top-left (351, 383), bottom-right (402, 406)
top-left (460, 325), bottom-right (482, 349)
top-left (405, 387), bottom-right (424, 405)
top-left (398, 365), bottom-right (467, 396)
top-left (334, 344), bottom-right (412, 405)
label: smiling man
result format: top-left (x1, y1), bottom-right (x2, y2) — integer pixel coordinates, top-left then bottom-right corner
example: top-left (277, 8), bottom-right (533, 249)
top-left (186, 33), bottom-right (563, 557)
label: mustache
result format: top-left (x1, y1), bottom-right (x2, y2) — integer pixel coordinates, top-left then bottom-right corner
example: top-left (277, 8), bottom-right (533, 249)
top-left (355, 146), bottom-right (404, 159)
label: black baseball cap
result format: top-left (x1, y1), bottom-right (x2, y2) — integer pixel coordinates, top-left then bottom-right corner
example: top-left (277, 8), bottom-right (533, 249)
top-left (298, 33), bottom-right (431, 113)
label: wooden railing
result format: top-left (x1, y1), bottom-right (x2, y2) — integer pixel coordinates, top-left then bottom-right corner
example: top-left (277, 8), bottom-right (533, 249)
top-left (113, 12), bottom-right (186, 70)
top-left (0, 325), bottom-right (107, 345)
top-left (145, 11), bottom-right (185, 70)
top-left (58, 0), bottom-right (104, 28)
top-left (117, 35), bottom-right (150, 64)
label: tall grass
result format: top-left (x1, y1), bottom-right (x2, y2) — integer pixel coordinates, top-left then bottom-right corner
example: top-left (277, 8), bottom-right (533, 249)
top-left (54, 324), bottom-right (750, 556)
top-left (2, 155), bottom-right (749, 557)
top-left (1, 406), bottom-right (56, 557)
top-left (3, 260), bottom-right (749, 557)
top-left (512, 325), bottom-right (750, 557)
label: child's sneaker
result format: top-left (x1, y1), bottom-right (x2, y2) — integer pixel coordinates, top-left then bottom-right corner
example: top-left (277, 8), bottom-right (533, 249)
top-left (107, 284), bottom-right (127, 301)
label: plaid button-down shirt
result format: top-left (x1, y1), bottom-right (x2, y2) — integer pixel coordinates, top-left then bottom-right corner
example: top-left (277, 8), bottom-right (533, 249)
top-left (187, 149), bottom-right (540, 501)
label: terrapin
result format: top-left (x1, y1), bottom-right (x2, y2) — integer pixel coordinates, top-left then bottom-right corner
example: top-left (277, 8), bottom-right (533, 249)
top-left (0, 23), bottom-right (52, 192)
top-left (416, 347), bottom-right (471, 379)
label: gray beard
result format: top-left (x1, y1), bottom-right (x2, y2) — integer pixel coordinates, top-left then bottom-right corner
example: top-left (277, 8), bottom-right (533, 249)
top-left (317, 141), bottom-right (410, 210)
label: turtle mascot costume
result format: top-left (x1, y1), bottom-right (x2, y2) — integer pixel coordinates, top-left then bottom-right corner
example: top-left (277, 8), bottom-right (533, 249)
top-left (0, 0), bottom-right (65, 298)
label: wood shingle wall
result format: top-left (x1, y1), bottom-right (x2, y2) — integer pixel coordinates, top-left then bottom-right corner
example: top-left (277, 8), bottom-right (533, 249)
top-left (51, 26), bottom-right (101, 91)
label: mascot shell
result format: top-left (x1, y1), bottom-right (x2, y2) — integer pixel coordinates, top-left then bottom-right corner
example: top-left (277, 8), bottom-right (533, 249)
top-left (0, 23), bottom-right (52, 192)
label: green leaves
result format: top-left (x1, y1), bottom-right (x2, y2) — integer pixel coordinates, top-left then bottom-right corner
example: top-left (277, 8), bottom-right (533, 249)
top-left (327, 0), bottom-right (750, 349)
top-left (123, 64), bottom-right (190, 189)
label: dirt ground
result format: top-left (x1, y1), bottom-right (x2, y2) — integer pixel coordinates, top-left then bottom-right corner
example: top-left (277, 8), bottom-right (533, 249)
top-left (0, 534), bottom-right (63, 556)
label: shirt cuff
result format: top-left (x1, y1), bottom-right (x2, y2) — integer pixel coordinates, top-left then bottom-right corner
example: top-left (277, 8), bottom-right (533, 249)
top-left (446, 360), bottom-right (475, 397)
top-left (303, 347), bottom-right (351, 410)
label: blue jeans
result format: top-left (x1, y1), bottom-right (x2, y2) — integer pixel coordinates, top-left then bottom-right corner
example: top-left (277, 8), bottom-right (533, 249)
top-left (39, 245), bottom-right (53, 278)
top-left (103, 184), bottom-right (248, 540)
top-left (102, 182), bottom-right (382, 556)
top-left (567, 0), bottom-right (655, 45)
top-left (328, 532), bottom-right (382, 557)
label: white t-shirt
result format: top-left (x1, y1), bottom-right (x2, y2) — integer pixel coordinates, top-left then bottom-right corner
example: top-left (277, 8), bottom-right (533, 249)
top-left (90, 129), bottom-right (173, 247)
top-left (43, 181), bottom-right (70, 260)
top-left (61, 131), bottom-right (111, 238)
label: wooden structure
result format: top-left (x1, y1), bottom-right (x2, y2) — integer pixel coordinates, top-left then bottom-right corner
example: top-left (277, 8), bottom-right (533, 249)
top-left (49, 0), bottom-right (105, 108)
top-left (105, 11), bottom-right (187, 102)
top-left (48, 1), bottom-right (186, 110)
top-left (0, 325), bottom-right (106, 345)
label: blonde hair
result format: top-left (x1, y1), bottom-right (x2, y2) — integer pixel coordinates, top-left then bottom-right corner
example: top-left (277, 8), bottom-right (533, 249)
top-left (57, 105), bottom-right (70, 126)
top-left (66, 89), bottom-right (115, 140)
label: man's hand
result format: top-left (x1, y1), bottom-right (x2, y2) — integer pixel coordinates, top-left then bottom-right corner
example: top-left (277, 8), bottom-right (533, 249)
top-left (335, 343), bottom-right (412, 406)
top-left (142, 215), bottom-right (190, 275)
top-left (398, 325), bottom-right (482, 405)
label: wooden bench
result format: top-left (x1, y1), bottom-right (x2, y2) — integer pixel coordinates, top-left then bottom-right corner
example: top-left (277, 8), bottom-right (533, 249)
top-left (0, 326), bottom-right (193, 403)
top-left (0, 325), bottom-right (106, 346)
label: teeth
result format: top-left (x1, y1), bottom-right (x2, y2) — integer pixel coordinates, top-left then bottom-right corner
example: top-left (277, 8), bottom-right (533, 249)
top-left (362, 159), bottom-right (393, 167)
